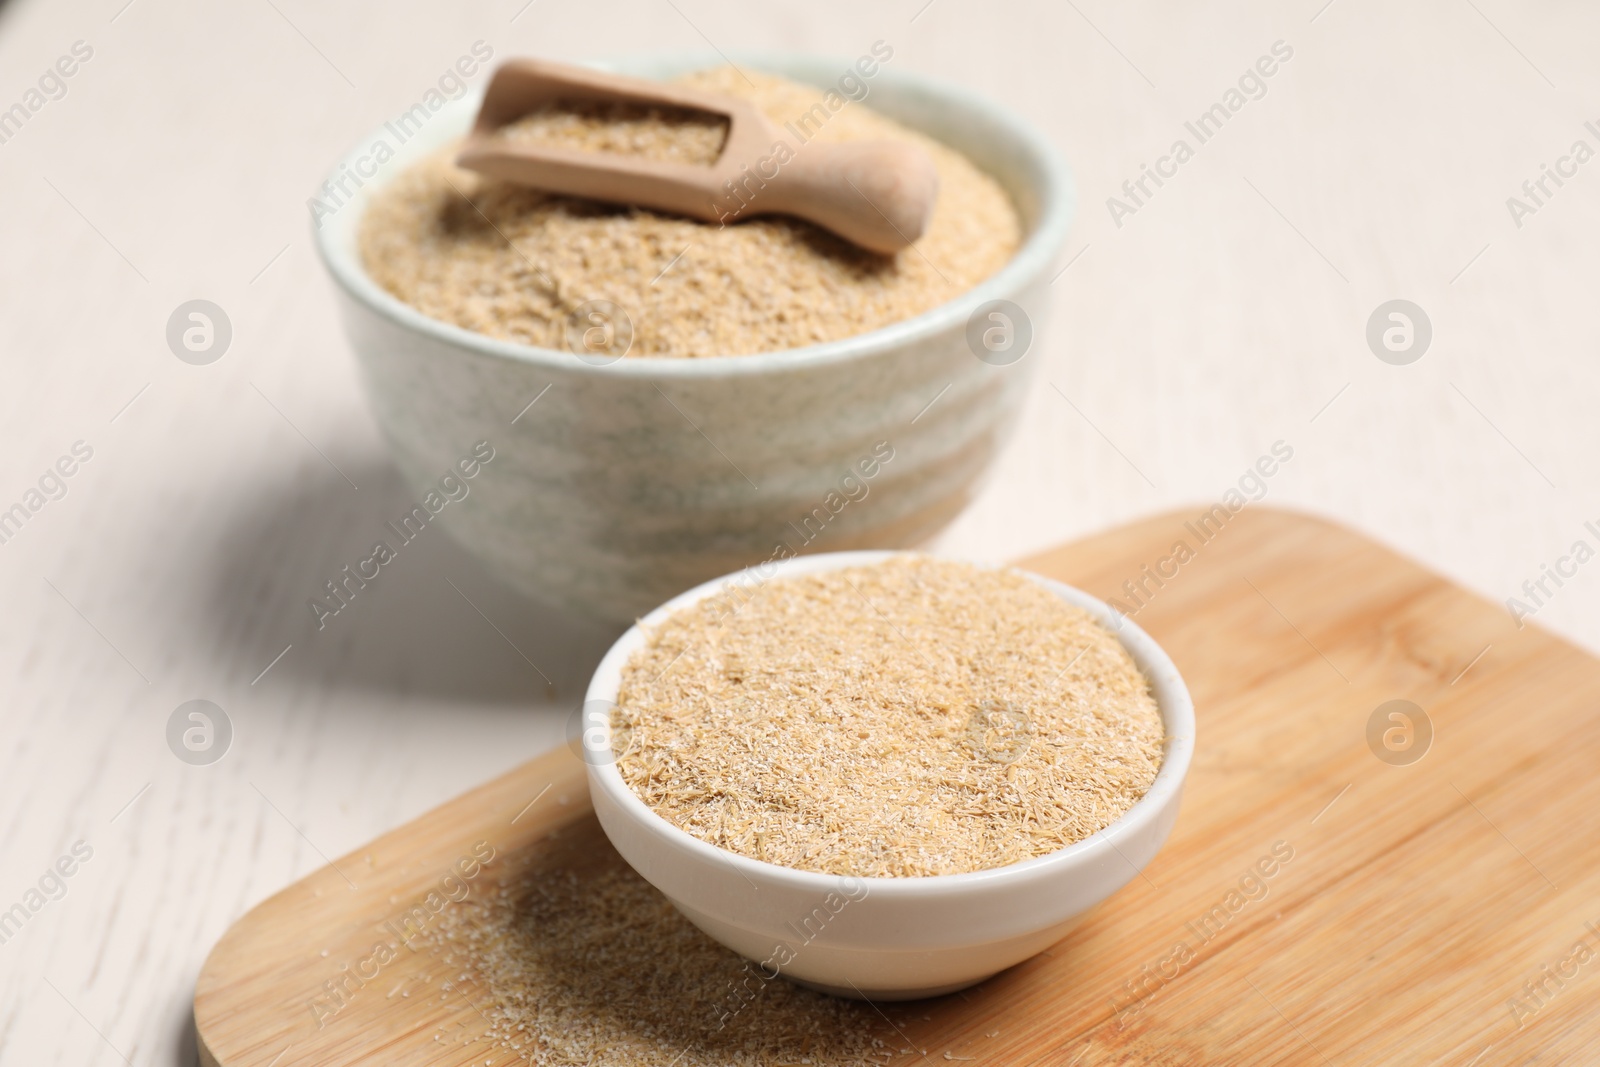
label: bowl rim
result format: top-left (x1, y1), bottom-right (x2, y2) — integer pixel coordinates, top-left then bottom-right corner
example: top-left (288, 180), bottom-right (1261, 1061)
top-left (584, 549), bottom-right (1196, 899)
top-left (311, 52), bottom-right (1076, 378)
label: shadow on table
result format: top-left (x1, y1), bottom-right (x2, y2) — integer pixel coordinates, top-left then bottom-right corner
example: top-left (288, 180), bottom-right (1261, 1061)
top-left (197, 455), bottom-right (621, 708)
top-left (171, 1006), bottom-right (197, 1067)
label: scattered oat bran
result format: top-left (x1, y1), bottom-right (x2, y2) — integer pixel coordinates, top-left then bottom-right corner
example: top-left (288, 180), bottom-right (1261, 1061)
top-left (614, 556), bottom-right (1165, 878)
top-left (492, 99), bottom-right (729, 166)
top-left (360, 68), bottom-right (1021, 357)
top-left (422, 824), bottom-right (887, 1066)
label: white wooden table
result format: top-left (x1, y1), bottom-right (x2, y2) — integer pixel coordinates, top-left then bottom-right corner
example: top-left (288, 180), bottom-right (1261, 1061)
top-left (1, 0), bottom-right (1593, 1062)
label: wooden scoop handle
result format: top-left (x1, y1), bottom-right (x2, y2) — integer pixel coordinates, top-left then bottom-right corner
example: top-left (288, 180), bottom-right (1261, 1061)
top-left (456, 59), bottom-right (939, 255)
top-left (741, 138), bottom-right (939, 253)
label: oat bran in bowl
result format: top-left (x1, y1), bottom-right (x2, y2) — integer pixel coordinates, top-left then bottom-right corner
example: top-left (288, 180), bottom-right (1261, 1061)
top-left (582, 551), bottom-right (1194, 999)
top-left (362, 66), bottom-right (1020, 356)
top-left (314, 54), bottom-right (1074, 622)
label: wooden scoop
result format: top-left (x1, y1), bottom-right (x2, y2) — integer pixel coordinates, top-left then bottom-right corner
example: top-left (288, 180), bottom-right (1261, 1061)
top-left (456, 58), bottom-right (940, 255)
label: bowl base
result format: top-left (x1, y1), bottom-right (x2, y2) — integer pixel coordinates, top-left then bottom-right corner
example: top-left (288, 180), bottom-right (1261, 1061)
top-left (784, 972), bottom-right (993, 1002)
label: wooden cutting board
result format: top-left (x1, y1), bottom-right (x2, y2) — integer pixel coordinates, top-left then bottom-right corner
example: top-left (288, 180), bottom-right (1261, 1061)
top-left (194, 507), bottom-right (1600, 1065)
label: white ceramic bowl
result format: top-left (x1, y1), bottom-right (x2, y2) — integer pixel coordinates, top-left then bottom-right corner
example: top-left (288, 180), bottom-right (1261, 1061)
top-left (314, 55), bottom-right (1074, 622)
top-left (583, 551), bottom-right (1195, 1000)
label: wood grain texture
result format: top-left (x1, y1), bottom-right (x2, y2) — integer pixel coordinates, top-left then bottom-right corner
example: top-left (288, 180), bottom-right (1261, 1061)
top-left (195, 508), bottom-right (1597, 1065)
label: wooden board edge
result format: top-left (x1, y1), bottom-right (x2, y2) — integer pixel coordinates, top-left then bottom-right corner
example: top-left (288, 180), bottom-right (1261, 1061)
top-left (192, 743), bottom-right (591, 1057)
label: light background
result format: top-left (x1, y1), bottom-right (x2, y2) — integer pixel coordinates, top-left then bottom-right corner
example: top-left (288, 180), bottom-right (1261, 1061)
top-left (0, 0), bottom-right (1594, 1062)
